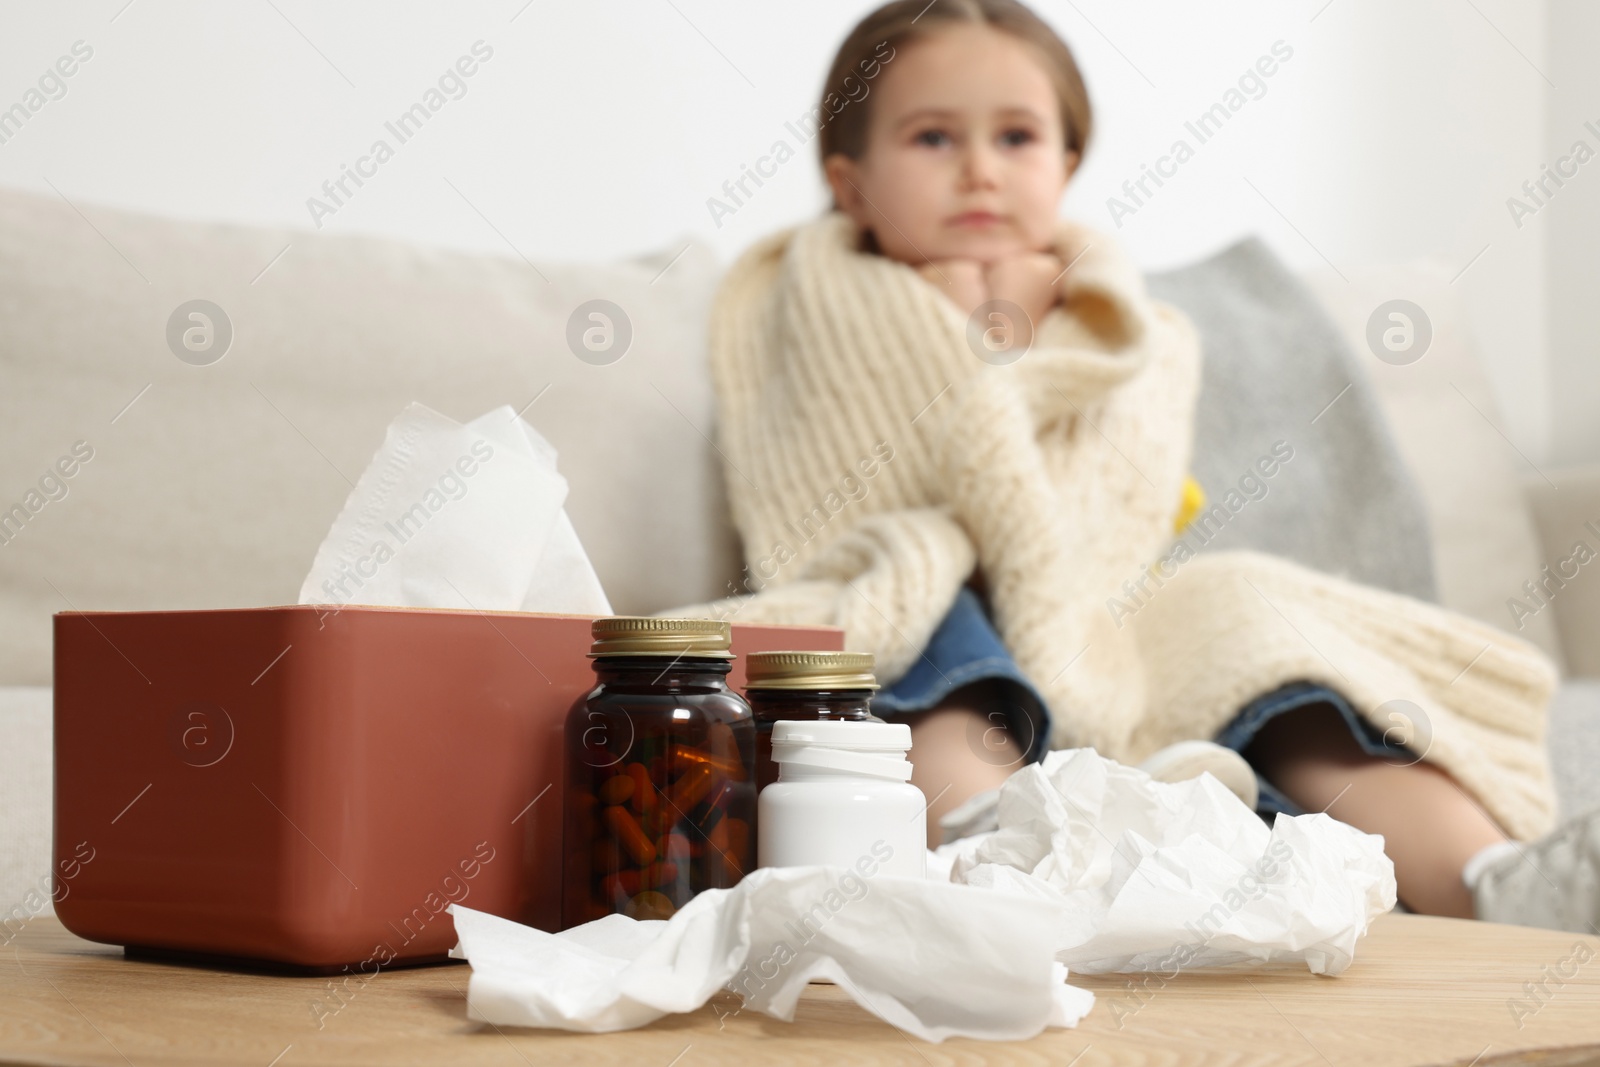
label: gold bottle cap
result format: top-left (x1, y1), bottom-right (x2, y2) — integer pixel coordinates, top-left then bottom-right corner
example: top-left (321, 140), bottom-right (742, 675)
top-left (744, 650), bottom-right (879, 691)
top-left (588, 616), bottom-right (733, 658)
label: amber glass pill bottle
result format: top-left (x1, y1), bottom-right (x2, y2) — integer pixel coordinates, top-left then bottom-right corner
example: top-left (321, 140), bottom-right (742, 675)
top-left (743, 650), bottom-right (884, 795)
top-left (562, 617), bottom-right (755, 929)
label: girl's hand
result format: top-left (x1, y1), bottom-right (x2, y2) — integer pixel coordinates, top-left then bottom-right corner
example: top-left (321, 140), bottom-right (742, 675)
top-left (982, 252), bottom-right (1063, 333)
top-left (917, 253), bottom-right (1064, 331)
top-left (915, 254), bottom-right (1062, 329)
top-left (917, 259), bottom-right (987, 318)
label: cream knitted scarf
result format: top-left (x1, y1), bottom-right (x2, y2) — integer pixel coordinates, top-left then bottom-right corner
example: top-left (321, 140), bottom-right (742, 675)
top-left (670, 212), bottom-right (1557, 841)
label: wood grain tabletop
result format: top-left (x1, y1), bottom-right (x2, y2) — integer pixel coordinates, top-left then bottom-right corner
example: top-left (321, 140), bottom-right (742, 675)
top-left (2, 912), bottom-right (1597, 1066)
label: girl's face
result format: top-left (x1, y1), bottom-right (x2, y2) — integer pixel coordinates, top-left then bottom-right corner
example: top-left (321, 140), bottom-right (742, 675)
top-left (825, 24), bottom-right (1077, 266)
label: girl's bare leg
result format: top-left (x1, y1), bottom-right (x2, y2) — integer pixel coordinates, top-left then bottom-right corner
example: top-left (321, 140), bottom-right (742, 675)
top-left (886, 680), bottom-right (1024, 845)
top-left (1244, 703), bottom-right (1507, 918)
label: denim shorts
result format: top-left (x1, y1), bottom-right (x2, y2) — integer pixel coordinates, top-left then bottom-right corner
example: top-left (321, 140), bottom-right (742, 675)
top-left (1213, 680), bottom-right (1417, 817)
top-left (871, 586), bottom-right (1053, 765)
top-left (871, 588), bottom-right (1407, 803)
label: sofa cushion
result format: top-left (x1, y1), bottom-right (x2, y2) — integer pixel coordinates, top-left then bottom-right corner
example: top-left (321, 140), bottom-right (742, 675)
top-left (0, 186), bottom-right (739, 685)
top-left (1148, 239), bottom-right (1439, 603)
top-left (1301, 263), bottom-right (1565, 669)
top-left (1523, 463), bottom-right (1600, 677)
top-left (0, 687), bottom-right (50, 924)
top-left (1548, 679), bottom-right (1600, 818)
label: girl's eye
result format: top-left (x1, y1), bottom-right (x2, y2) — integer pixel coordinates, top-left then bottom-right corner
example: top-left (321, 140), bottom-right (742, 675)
top-left (913, 128), bottom-right (951, 148)
top-left (999, 128), bottom-right (1036, 147)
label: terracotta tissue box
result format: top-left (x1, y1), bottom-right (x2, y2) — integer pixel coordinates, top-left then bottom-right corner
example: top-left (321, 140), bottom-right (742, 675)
top-left (52, 605), bottom-right (842, 971)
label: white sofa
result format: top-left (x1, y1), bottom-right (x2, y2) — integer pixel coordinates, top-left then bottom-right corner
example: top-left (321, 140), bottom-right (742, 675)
top-left (2, 186), bottom-right (1596, 914)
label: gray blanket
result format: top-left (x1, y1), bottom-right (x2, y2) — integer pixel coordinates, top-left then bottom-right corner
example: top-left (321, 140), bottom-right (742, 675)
top-left (1147, 238), bottom-right (1437, 602)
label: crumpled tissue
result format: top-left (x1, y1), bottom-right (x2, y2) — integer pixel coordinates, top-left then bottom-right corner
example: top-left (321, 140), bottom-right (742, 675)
top-left (449, 750), bottom-right (1395, 1039)
top-left (448, 865), bottom-right (1095, 1042)
top-left (298, 402), bottom-right (610, 615)
top-left (938, 748), bottom-right (1397, 974)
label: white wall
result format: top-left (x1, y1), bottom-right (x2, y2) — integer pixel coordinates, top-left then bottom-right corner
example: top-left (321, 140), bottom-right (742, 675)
top-left (1056, 0), bottom-right (1552, 464)
top-left (1545, 0), bottom-right (1600, 467)
top-left (1, 0), bottom-right (1566, 462)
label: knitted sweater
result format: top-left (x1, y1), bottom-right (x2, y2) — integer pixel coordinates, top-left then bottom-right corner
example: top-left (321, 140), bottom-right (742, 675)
top-left (666, 212), bottom-right (1558, 841)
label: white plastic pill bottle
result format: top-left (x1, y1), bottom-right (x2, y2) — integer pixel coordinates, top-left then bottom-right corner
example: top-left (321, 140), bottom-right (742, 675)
top-left (757, 719), bottom-right (926, 877)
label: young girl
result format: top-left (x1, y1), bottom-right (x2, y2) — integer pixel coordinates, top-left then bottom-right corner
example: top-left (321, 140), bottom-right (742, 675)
top-left (674, 0), bottom-right (1598, 931)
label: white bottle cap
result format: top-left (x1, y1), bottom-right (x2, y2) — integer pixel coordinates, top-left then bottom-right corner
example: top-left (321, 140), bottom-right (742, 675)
top-left (770, 719), bottom-right (913, 780)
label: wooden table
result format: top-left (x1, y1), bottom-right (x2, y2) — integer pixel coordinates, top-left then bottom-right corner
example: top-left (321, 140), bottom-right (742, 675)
top-left (3, 914), bottom-right (1598, 1066)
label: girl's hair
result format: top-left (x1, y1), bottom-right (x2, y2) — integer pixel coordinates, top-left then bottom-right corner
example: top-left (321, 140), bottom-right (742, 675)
top-left (817, 0), bottom-right (1092, 166)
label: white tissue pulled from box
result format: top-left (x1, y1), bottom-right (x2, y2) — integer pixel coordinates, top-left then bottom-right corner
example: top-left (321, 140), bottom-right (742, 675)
top-left (297, 402), bottom-right (611, 615)
top-left (935, 749), bottom-right (1396, 976)
top-left (447, 865), bottom-right (1094, 1042)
